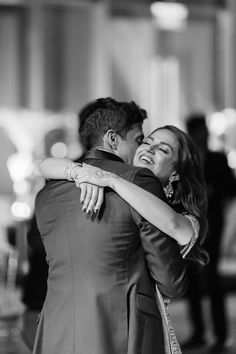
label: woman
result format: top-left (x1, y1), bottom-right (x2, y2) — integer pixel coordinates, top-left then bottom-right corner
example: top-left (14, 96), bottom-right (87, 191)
top-left (40, 126), bottom-right (208, 263)
top-left (39, 125), bottom-right (208, 353)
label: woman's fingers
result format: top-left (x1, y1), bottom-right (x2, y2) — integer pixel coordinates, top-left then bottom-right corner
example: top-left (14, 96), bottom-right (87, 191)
top-left (76, 182), bottom-right (104, 214)
top-left (81, 183), bottom-right (93, 211)
top-left (93, 187), bottom-right (104, 212)
top-left (78, 183), bottom-right (96, 212)
top-left (85, 186), bottom-right (100, 213)
top-left (80, 183), bottom-right (88, 204)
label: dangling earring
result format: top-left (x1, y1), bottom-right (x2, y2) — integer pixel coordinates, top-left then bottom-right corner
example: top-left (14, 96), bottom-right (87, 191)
top-left (163, 172), bottom-right (180, 200)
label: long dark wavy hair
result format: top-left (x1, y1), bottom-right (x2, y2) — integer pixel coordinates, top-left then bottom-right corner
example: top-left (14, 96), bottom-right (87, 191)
top-left (154, 125), bottom-right (209, 268)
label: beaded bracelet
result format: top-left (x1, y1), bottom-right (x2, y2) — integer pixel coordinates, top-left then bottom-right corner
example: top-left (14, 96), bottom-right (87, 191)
top-left (64, 162), bottom-right (82, 181)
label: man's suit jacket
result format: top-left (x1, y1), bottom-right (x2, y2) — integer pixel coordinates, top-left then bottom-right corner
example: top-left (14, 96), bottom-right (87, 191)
top-left (33, 149), bottom-right (188, 354)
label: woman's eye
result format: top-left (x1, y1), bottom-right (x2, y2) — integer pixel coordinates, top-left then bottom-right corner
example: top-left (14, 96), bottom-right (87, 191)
top-left (159, 148), bottom-right (168, 154)
top-left (142, 141), bottom-right (149, 145)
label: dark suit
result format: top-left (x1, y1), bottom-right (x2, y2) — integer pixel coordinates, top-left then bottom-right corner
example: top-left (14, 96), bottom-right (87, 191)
top-left (33, 149), bottom-right (188, 354)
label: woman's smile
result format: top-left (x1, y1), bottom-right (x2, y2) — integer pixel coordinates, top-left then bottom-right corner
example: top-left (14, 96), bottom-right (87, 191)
top-left (139, 154), bottom-right (154, 165)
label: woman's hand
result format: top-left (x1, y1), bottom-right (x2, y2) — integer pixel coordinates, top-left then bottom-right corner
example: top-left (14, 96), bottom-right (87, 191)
top-left (79, 183), bottom-right (104, 214)
top-left (74, 163), bottom-right (118, 213)
top-left (74, 163), bottom-right (116, 188)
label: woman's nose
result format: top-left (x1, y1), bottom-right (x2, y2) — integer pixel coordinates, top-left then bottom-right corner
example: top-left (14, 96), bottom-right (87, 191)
top-left (146, 145), bottom-right (155, 154)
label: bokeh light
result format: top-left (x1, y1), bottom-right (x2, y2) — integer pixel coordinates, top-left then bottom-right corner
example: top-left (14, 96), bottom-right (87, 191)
top-left (50, 142), bottom-right (68, 158)
top-left (11, 202), bottom-right (31, 220)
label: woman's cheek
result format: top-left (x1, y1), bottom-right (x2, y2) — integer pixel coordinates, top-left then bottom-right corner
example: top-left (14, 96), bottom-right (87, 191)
top-left (133, 153), bottom-right (141, 166)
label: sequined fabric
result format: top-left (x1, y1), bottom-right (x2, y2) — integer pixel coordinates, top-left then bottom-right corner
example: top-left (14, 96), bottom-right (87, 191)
top-left (155, 214), bottom-right (200, 354)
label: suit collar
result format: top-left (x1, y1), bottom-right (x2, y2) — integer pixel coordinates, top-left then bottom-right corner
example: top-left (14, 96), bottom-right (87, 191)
top-left (83, 149), bottom-right (124, 163)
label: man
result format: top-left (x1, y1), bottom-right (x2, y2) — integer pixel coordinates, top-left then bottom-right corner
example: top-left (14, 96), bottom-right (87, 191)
top-left (184, 114), bottom-right (236, 353)
top-left (34, 97), bottom-right (188, 354)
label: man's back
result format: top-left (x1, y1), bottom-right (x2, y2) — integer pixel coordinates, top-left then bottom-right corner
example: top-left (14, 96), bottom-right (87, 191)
top-left (34, 150), bottom-right (187, 354)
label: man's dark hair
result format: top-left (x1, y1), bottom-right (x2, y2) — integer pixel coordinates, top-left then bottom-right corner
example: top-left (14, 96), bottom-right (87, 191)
top-left (78, 97), bottom-right (147, 150)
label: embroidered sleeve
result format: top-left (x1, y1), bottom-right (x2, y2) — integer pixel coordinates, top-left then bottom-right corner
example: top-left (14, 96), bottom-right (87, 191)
top-left (180, 214), bottom-right (200, 258)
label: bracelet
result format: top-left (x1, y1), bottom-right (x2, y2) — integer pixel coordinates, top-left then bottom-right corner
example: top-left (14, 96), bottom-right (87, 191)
top-left (64, 162), bottom-right (82, 181)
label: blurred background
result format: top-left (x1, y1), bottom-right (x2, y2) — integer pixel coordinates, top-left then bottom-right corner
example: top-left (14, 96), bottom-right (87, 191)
top-left (0, 0), bottom-right (236, 353)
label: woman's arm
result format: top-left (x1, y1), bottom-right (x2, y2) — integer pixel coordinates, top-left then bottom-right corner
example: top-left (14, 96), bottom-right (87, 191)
top-left (38, 158), bottom-right (73, 179)
top-left (38, 158), bottom-right (194, 245)
top-left (38, 158), bottom-right (104, 214)
top-left (107, 174), bottom-right (192, 245)
top-left (74, 163), bottom-right (193, 246)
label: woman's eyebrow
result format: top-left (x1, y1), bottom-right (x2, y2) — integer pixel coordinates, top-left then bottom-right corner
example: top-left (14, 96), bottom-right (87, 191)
top-left (145, 136), bottom-right (154, 141)
top-left (145, 136), bottom-right (173, 151)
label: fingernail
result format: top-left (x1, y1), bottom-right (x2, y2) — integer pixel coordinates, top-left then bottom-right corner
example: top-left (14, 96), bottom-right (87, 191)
top-left (86, 210), bottom-right (90, 214)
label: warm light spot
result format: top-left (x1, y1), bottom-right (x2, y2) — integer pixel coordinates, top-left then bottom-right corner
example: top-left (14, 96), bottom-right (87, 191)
top-left (7, 153), bottom-right (33, 181)
top-left (150, 2), bottom-right (188, 30)
top-left (208, 112), bottom-right (227, 135)
top-left (50, 142), bottom-right (68, 158)
top-left (11, 202), bottom-right (31, 220)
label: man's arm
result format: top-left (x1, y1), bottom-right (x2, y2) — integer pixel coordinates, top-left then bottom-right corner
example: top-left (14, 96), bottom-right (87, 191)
top-left (130, 167), bottom-right (188, 299)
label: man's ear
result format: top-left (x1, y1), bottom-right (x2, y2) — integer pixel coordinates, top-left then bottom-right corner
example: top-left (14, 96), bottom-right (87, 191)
top-left (103, 130), bottom-right (118, 150)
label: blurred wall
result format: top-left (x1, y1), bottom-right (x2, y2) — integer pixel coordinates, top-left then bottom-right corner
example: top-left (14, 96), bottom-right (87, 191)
top-left (107, 11), bottom-right (216, 130)
top-left (108, 16), bottom-right (156, 134)
top-left (158, 20), bottom-right (215, 118)
top-left (0, 2), bottom-right (110, 112)
top-left (0, 1), bottom-right (235, 140)
top-left (0, 7), bottom-right (24, 107)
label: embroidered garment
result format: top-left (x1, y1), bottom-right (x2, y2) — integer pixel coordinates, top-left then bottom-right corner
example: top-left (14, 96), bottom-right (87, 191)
top-left (155, 285), bottom-right (182, 354)
top-left (155, 214), bottom-right (200, 354)
top-left (180, 214), bottom-right (200, 258)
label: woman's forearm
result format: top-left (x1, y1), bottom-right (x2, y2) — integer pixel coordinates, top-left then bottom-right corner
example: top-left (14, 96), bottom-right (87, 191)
top-left (38, 159), bottom-right (193, 245)
top-left (110, 176), bottom-right (192, 246)
top-left (39, 158), bottom-right (72, 179)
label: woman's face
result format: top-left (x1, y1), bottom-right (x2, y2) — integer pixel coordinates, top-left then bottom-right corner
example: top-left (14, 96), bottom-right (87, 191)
top-left (133, 129), bottom-right (179, 185)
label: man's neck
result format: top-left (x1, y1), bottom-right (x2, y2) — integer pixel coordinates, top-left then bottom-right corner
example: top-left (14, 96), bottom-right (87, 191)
top-left (96, 147), bottom-right (115, 156)
top-left (84, 148), bottom-right (124, 163)
top-left (96, 147), bottom-right (110, 153)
